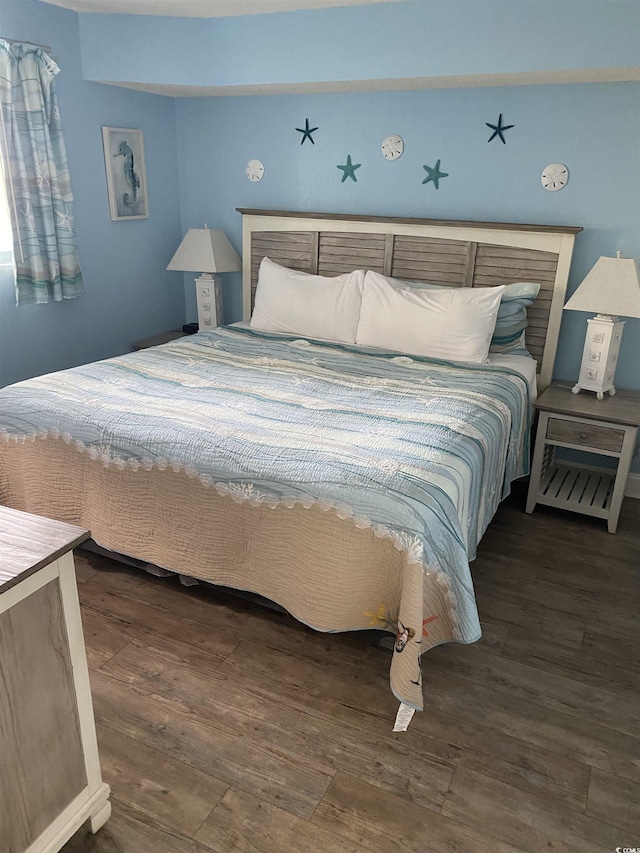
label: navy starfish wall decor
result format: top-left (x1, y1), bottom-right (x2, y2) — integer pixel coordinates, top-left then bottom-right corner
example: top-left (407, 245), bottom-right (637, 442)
top-left (296, 118), bottom-right (318, 145)
top-left (486, 114), bottom-right (514, 144)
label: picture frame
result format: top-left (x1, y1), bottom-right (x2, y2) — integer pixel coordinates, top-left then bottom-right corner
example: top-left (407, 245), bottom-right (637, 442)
top-left (101, 127), bottom-right (149, 221)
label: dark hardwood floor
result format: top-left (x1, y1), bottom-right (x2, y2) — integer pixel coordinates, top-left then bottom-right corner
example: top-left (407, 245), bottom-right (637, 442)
top-left (63, 483), bottom-right (640, 853)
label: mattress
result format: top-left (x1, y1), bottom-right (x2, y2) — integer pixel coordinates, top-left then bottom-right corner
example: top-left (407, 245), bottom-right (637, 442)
top-left (0, 326), bottom-right (531, 713)
top-left (487, 352), bottom-right (538, 401)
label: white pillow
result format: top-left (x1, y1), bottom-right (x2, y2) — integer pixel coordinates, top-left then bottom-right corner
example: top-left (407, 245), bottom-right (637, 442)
top-left (250, 257), bottom-right (365, 343)
top-left (356, 270), bottom-right (506, 363)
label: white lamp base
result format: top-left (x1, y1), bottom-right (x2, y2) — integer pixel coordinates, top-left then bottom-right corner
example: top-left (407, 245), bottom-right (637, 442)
top-left (571, 315), bottom-right (624, 401)
top-left (195, 275), bottom-right (224, 331)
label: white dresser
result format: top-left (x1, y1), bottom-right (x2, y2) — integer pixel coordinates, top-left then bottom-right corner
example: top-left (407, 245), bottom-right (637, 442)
top-left (0, 506), bottom-right (111, 853)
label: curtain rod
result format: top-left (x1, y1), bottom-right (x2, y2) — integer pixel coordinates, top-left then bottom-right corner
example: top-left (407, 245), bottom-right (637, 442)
top-left (1, 37), bottom-right (53, 53)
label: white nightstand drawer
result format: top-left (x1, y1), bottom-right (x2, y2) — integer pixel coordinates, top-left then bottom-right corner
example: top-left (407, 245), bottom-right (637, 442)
top-left (546, 417), bottom-right (625, 453)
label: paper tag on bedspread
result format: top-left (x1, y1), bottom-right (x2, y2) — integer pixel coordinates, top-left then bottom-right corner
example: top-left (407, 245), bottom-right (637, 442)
top-left (393, 702), bottom-right (415, 732)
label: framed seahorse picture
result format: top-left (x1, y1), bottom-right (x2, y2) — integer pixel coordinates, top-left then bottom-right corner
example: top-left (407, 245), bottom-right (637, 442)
top-left (102, 127), bottom-right (149, 221)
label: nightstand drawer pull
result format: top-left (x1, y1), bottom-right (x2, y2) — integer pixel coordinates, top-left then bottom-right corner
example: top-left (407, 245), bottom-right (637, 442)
top-left (546, 418), bottom-right (624, 453)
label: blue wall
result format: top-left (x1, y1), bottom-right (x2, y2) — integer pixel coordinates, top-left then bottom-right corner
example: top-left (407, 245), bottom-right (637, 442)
top-left (175, 83), bottom-right (640, 386)
top-left (0, 0), bottom-right (185, 387)
top-left (79, 0), bottom-right (640, 89)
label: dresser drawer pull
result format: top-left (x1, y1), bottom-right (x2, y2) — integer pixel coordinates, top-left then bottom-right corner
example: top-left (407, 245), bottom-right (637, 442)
top-left (579, 431), bottom-right (588, 440)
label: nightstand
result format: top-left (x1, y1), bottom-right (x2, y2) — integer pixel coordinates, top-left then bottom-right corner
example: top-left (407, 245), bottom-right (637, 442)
top-left (526, 383), bottom-right (640, 533)
top-left (132, 330), bottom-right (186, 350)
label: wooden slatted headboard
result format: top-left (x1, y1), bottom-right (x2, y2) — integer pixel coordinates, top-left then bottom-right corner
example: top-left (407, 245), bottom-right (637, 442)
top-left (238, 209), bottom-right (582, 390)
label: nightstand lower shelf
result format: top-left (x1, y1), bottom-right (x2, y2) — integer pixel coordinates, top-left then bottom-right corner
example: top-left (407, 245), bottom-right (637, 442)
top-left (537, 463), bottom-right (614, 521)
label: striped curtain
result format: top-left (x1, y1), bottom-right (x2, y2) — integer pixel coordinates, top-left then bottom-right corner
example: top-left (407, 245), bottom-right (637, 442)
top-left (0, 40), bottom-right (83, 304)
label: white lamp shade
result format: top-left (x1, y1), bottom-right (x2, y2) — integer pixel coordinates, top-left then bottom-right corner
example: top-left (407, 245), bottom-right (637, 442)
top-left (564, 254), bottom-right (640, 318)
top-left (167, 228), bottom-right (241, 274)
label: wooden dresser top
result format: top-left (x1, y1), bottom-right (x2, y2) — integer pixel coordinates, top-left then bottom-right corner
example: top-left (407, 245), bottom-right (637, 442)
top-left (0, 506), bottom-right (89, 593)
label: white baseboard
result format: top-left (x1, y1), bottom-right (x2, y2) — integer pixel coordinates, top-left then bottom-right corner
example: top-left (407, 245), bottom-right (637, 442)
top-left (626, 472), bottom-right (640, 499)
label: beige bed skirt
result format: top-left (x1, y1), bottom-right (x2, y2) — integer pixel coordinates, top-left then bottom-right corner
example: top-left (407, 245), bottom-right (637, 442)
top-left (0, 438), bottom-right (460, 710)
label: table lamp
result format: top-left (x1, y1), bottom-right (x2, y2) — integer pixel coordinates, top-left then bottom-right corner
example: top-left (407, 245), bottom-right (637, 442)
top-left (167, 226), bottom-right (241, 331)
top-left (563, 251), bottom-right (640, 400)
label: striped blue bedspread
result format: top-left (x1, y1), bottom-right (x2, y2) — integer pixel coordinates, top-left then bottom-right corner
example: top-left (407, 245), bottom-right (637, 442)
top-left (0, 326), bottom-right (530, 709)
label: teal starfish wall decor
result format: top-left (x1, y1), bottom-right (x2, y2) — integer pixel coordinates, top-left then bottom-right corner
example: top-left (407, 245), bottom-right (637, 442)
top-left (486, 113), bottom-right (514, 144)
top-left (337, 154), bottom-right (361, 183)
top-left (421, 160), bottom-right (448, 190)
top-left (296, 118), bottom-right (318, 145)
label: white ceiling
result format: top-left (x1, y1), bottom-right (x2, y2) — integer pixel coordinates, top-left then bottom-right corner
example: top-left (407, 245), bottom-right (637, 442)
top-left (39, 0), bottom-right (404, 16)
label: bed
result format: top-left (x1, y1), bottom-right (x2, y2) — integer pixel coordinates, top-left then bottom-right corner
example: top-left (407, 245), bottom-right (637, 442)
top-left (0, 210), bottom-right (582, 717)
